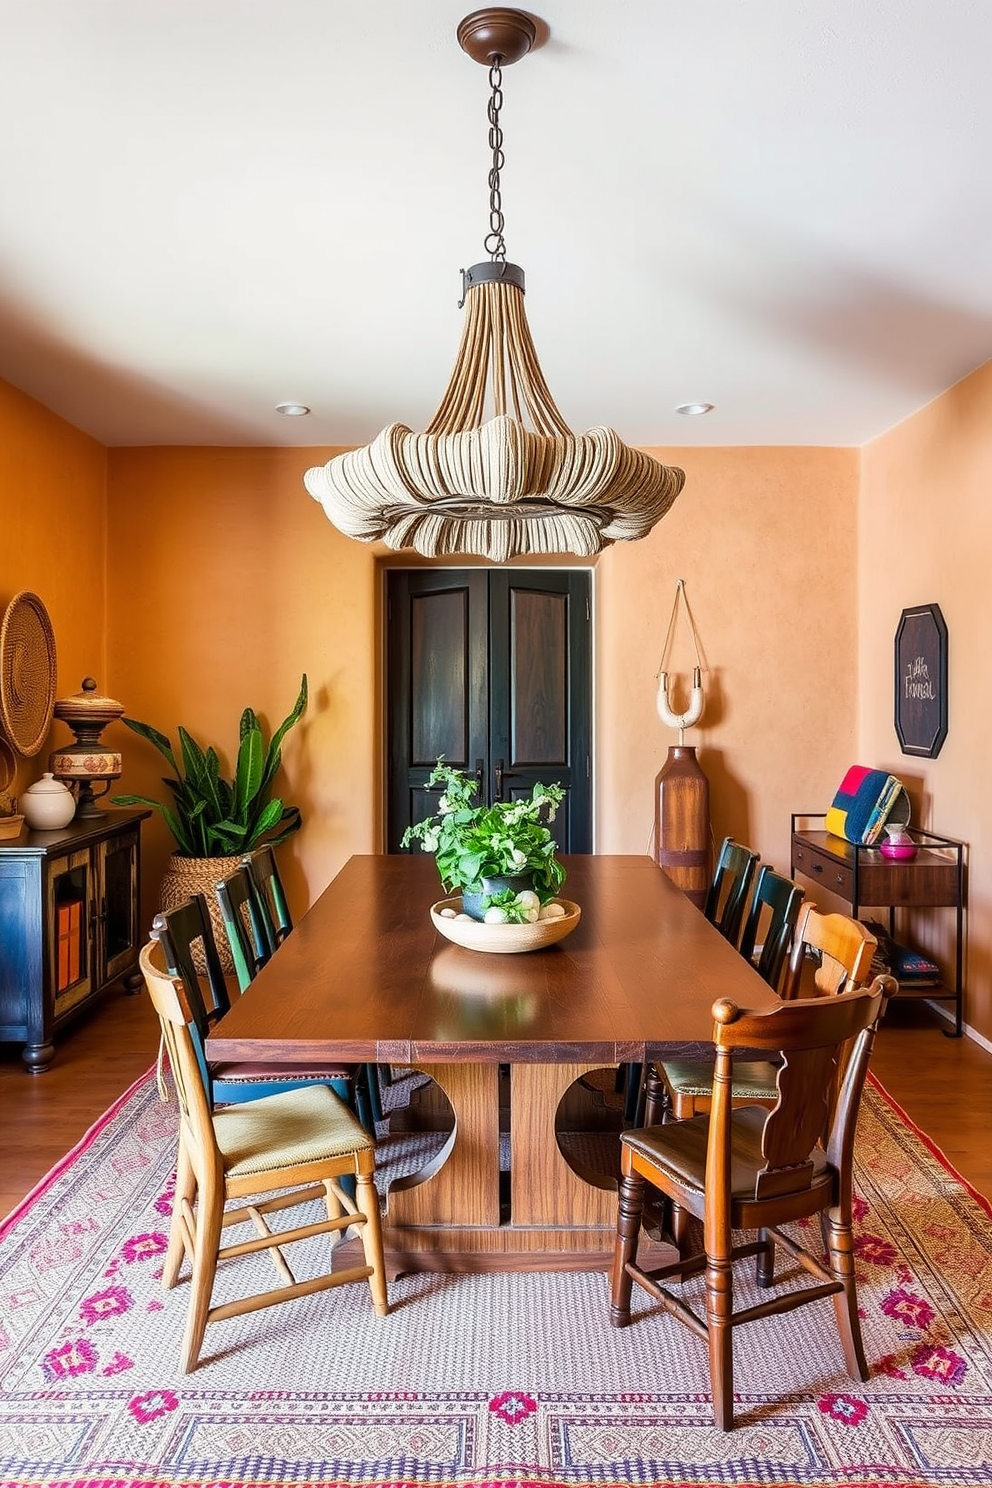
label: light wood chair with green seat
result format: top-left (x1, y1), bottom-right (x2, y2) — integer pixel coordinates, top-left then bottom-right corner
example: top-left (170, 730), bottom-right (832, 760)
top-left (610, 974), bottom-right (897, 1430)
top-left (140, 937), bottom-right (389, 1374)
top-left (647, 902), bottom-right (878, 1126)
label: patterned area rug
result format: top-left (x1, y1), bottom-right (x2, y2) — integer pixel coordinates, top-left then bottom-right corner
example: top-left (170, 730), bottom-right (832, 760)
top-left (2, 1070), bottom-right (991, 1488)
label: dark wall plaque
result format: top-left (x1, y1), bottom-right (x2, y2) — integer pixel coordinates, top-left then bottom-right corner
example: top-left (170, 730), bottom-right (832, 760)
top-left (894, 603), bottom-right (948, 758)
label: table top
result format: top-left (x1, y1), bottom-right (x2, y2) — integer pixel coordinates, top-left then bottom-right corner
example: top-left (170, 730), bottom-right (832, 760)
top-left (206, 853), bottom-right (778, 1067)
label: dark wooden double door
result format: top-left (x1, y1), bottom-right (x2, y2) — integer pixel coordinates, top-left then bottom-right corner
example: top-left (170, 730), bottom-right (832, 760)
top-left (386, 569), bottom-right (592, 853)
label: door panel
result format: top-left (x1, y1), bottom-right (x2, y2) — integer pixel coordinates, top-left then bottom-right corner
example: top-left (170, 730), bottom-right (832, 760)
top-left (387, 568), bottom-right (591, 853)
top-left (488, 571), bottom-right (591, 854)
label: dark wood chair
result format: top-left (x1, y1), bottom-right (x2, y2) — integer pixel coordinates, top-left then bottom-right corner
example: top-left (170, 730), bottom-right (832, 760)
top-left (140, 938), bottom-right (388, 1373)
top-left (648, 900), bottom-right (876, 1126)
top-left (705, 836), bottom-right (760, 944)
top-left (154, 894), bottom-right (375, 1133)
top-left (242, 844), bottom-right (292, 945)
top-left (651, 867), bottom-right (806, 1123)
top-left (216, 864), bottom-right (276, 993)
top-left (241, 847), bottom-right (386, 1128)
top-left (610, 974), bottom-right (898, 1429)
top-left (618, 836), bottom-right (761, 1122)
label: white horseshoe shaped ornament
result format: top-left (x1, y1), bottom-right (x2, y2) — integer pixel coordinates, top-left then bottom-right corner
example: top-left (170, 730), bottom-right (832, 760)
top-left (657, 665), bottom-right (705, 733)
top-left (655, 579), bottom-right (706, 742)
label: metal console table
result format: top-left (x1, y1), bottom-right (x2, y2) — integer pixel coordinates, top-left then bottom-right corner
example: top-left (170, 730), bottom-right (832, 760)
top-left (791, 815), bottom-right (966, 1037)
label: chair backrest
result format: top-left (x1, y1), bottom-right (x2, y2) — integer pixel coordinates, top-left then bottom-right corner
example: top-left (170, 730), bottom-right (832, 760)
top-left (707, 978), bottom-right (893, 1206)
top-left (737, 864), bottom-right (805, 991)
top-left (153, 893), bottom-right (231, 1021)
top-left (704, 836), bottom-right (759, 945)
top-left (244, 845), bottom-right (293, 945)
top-left (152, 895), bottom-right (231, 1104)
top-left (782, 903), bottom-right (878, 1000)
top-left (216, 865), bottom-right (275, 993)
top-left (140, 937), bottom-right (217, 1154)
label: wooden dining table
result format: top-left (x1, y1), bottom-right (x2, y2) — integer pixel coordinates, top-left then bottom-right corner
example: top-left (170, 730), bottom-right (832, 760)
top-left (206, 853), bottom-right (778, 1275)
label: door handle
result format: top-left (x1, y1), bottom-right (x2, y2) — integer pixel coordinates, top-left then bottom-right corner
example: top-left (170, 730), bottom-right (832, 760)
top-left (495, 758), bottom-right (503, 800)
top-left (475, 757), bottom-right (485, 795)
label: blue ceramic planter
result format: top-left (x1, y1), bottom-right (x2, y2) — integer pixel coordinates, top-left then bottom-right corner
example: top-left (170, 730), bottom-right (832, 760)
top-left (461, 873), bottom-right (533, 921)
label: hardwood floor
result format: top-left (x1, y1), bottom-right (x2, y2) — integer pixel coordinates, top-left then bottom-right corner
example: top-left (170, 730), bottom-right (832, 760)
top-left (1, 982), bottom-right (989, 1224)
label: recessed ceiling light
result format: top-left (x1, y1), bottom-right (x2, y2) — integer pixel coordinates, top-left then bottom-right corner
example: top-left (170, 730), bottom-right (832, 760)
top-left (675, 402), bottom-right (714, 416)
top-left (276, 402), bottom-right (311, 417)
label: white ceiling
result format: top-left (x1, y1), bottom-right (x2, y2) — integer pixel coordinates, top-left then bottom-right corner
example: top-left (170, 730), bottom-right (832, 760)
top-left (1, 1), bottom-right (990, 451)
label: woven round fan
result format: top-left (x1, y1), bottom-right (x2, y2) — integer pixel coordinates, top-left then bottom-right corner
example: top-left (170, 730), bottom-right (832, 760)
top-left (0, 735), bottom-right (14, 793)
top-left (0, 591), bottom-right (58, 756)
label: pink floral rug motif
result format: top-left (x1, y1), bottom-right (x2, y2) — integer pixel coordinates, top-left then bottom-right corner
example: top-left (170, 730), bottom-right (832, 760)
top-left (1, 1071), bottom-right (991, 1488)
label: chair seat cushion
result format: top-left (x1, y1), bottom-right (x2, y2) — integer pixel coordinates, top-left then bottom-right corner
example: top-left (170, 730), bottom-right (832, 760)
top-left (211, 1059), bottom-right (357, 1084)
top-left (622, 1105), bottom-right (829, 1204)
top-left (657, 1056), bottom-right (781, 1101)
top-left (213, 1083), bottom-right (375, 1177)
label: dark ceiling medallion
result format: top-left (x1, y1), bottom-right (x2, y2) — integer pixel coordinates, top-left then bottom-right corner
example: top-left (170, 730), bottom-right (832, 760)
top-left (456, 8), bottom-right (536, 66)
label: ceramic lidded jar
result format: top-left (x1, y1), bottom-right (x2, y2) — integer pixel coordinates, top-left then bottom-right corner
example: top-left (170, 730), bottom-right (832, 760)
top-left (20, 771), bottom-right (77, 830)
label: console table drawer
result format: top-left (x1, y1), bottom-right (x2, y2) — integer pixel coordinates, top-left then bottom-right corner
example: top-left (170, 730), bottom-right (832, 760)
top-left (791, 838), bottom-right (854, 899)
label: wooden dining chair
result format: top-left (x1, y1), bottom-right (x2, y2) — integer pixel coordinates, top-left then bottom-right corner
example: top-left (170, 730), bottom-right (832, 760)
top-left (704, 836), bottom-right (760, 945)
top-left (610, 974), bottom-right (897, 1429)
top-left (647, 901), bottom-right (877, 1127)
top-left (240, 847), bottom-right (386, 1128)
top-left (139, 938), bottom-right (388, 1373)
top-left (243, 843), bottom-right (293, 946)
top-left (154, 894), bottom-right (375, 1132)
top-left (618, 836), bottom-right (762, 1121)
top-left (216, 864), bottom-right (277, 994)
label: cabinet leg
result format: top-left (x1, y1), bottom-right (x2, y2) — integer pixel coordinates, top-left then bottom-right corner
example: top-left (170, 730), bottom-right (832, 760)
top-left (23, 1041), bottom-right (55, 1074)
top-left (124, 969), bottom-right (143, 995)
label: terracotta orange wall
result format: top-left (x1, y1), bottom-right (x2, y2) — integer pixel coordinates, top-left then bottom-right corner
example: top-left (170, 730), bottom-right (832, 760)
top-left (597, 446), bottom-right (858, 873)
top-left (860, 359), bottom-right (992, 1044)
top-left (102, 443), bottom-right (859, 935)
top-left (105, 448), bottom-right (380, 930)
top-left (0, 378), bottom-right (107, 800)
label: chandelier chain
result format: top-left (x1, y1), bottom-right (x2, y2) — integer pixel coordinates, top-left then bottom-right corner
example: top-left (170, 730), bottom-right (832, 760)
top-left (484, 58), bottom-right (506, 261)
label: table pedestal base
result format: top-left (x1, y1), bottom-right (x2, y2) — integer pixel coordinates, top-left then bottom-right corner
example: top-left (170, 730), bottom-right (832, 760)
top-left (334, 1060), bottom-right (677, 1277)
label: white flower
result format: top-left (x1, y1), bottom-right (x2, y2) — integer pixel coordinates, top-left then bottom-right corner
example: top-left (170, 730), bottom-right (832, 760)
top-left (509, 847), bottom-right (527, 869)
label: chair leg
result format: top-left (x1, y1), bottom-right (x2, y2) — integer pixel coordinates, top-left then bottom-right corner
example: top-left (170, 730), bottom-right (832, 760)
top-left (355, 1169), bottom-right (389, 1316)
top-left (363, 1063), bottom-right (385, 1126)
top-left (643, 1064), bottom-right (668, 1126)
top-left (609, 1167), bottom-right (645, 1325)
top-left (705, 1252), bottom-right (735, 1430)
top-left (180, 1173), bottom-right (224, 1374)
top-left (755, 1227), bottom-right (775, 1288)
top-left (824, 1205), bottom-right (869, 1380)
top-left (163, 1139), bottom-right (195, 1289)
top-left (622, 1062), bottom-right (644, 1124)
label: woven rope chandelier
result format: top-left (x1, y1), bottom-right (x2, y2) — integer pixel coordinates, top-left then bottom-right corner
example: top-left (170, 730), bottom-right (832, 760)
top-left (305, 8), bottom-right (685, 563)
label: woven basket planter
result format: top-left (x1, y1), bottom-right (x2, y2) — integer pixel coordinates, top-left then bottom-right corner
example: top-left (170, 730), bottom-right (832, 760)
top-left (159, 852), bottom-right (242, 973)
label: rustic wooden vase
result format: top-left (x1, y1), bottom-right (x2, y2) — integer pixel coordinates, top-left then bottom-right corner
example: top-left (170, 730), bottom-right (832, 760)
top-left (654, 745), bottom-right (711, 909)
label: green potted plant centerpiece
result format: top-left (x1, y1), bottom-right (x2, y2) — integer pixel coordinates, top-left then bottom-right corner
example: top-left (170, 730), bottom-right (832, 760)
top-left (402, 759), bottom-right (566, 923)
top-left (113, 674), bottom-right (307, 967)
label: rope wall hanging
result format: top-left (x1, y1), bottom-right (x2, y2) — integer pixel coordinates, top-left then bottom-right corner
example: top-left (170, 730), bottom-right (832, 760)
top-left (655, 577), bottom-right (705, 742)
top-left (652, 580), bottom-right (711, 907)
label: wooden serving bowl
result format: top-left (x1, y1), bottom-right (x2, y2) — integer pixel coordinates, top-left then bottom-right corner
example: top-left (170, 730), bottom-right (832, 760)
top-left (430, 897), bottom-right (581, 954)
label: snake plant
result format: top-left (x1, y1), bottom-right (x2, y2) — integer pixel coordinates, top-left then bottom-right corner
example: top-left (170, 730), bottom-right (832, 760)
top-left (113, 675), bottom-right (307, 856)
